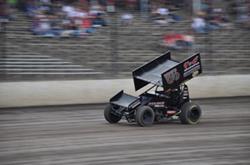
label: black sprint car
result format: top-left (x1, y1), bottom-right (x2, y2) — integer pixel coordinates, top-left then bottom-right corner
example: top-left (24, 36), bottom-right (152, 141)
top-left (104, 51), bottom-right (202, 127)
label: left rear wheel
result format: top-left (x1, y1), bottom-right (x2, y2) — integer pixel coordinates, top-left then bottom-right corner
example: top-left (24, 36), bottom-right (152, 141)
top-left (104, 104), bottom-right (122, 124)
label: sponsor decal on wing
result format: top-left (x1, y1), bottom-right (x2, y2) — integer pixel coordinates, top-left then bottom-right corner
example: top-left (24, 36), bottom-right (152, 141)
top-left (183, 56), bottom-right (201, 77)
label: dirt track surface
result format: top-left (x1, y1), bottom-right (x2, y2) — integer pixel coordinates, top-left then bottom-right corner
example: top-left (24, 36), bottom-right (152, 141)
top-left (0, 97), bottom-right (250, 165)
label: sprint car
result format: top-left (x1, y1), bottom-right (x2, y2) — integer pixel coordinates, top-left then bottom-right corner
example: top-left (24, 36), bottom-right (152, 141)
top-left (104, 51), bottom-right (202, 127)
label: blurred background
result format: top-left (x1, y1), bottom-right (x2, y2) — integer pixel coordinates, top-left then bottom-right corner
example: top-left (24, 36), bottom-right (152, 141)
top-left (0, 0), bottom-right (249, 82)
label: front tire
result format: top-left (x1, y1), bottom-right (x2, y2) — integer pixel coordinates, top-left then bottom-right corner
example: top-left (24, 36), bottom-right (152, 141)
top-left (179, 102), bottom-right (202, 124)
top-left (104, 104), bottom-right (122, 124)
top-left (136, 106), bottom-right (155, 127)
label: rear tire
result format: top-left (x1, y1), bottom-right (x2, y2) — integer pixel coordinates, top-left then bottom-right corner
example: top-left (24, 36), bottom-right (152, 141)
top-left (136, 106), bottom-right (155, 127)
top-left (104, 104), bottom-right (122, 124)
top-left (180, 102), bottom-right (202, 124)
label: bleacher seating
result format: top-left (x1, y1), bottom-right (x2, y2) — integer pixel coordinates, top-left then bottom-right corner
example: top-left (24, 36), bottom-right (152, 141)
top-left (1, 9), bottom-right (249, 82)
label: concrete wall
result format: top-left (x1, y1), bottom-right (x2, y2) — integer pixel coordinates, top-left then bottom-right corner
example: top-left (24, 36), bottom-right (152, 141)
top-left (0, 74), bottom-right (250, 108)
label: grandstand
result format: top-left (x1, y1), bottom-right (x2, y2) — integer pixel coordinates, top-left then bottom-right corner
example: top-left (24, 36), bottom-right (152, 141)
top-left (1, 6), bottom-right (250, 82)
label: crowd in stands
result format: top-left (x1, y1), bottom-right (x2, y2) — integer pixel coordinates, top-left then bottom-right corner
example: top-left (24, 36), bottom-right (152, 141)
top-left (0, 0), bottom-right (16, 24)
top-left (191, 0), bottom-right (250, 33)
top-left (191, 1), bottom-right (232, 34)
top-left (234, 0), bottom-right (250, 29)
top-left (1, 0), bottom-right (250, 42)
top-left (21, 0), bottom-right (108, 37)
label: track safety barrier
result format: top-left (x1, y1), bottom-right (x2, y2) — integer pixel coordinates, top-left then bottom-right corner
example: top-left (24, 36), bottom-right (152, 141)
top-left (0, 74), bottom-right (249, 108)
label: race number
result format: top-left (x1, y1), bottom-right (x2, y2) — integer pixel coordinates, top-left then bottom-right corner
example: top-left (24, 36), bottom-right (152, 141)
top-left (164, 68), bottom-right (180, 84)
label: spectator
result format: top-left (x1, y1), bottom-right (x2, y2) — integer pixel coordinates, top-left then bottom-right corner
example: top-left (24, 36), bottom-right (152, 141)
top-left (150, 5), bottom-right (181, 25)
top-left (151, 6), bottom-right (169, 25)
top-left (191, 13), bottom-right (207, 33)
top-left (92, 12), bottom-right (107, 27)
top-left (156, 7), bottom-right (169, 16)
top-left (82, 16), bottom-right (95, 33)
top-left (89, 0), bottom-right (107, 27)
top-left (207, 8), bottom-right (231, 29)
top-left (126, 0), bottom-right (137, 10)
top-left (0, 0), bottom-right (10, 21)
top-left (89, 0), bottom-right (104, 16)
top-left (236, 1), bottom-right (250, 29)
top-left (25, 0), bottom-right (38, 17)
top-left (121, 13), bottom-right (133, 25)
top-left (151, 6), bottom-right (169, 20)
top-left (162, 33), bottom-right (194, 50)
top-left (32, 14), bottom-right (53, 36)
top-left (6, 0), bottom-right (17, 19)
top-left (62, 4), bottom-right (75, 18)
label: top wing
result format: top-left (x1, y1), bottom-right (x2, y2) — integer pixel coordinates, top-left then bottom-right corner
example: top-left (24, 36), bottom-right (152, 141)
top-left (132, 51), bottom-right (202, 91)
top-left (132, 51), bottom-right (179, 91)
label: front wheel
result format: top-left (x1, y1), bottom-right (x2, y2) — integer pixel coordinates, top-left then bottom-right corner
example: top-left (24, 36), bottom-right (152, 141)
top-left (104, 104), bottom-right (122, 124)
top-left (136, 106), bottom-right (155, 127)
top-left (179, 102), bottom-right (202, 124)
